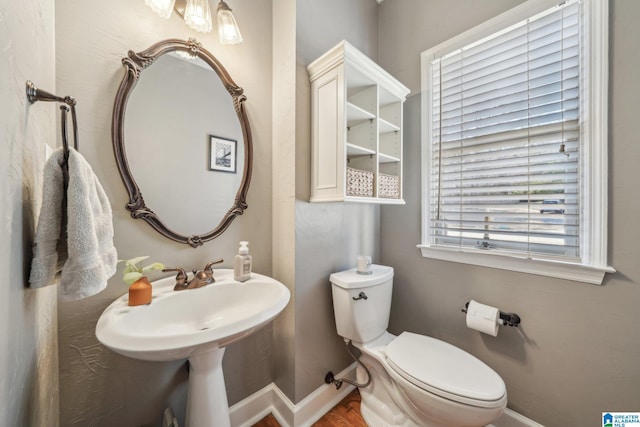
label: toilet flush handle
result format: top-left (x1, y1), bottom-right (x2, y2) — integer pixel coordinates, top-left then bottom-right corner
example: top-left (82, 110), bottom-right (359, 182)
top-left (352, 292), bottom-right (368, 301)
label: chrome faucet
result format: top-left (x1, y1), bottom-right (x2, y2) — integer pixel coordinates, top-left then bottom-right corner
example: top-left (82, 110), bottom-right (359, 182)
top-left (163, 259), bottom-right (223, 291)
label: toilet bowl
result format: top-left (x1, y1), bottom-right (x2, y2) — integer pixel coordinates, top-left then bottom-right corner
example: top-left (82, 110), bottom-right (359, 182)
top-left (330, 265), bottom-right (507, 427)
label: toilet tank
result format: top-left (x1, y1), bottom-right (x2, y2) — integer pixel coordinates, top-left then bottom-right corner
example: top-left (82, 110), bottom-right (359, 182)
top-left (330, 265), bottom-right (394, 343)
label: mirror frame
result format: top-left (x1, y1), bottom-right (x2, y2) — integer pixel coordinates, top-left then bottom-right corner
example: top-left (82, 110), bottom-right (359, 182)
top-left (112, 38), bottom-right (252, 248)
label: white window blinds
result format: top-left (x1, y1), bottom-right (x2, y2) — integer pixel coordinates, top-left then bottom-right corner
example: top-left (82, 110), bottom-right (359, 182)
top-left (428, 0), bottom-right (581, 260)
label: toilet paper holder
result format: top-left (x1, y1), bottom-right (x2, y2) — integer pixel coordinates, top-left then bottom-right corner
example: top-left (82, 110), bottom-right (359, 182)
top-left (461, 301), bottom-right (521, 327)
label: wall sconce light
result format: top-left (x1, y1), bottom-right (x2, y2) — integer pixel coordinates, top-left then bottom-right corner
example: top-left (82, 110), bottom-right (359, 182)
top-left (216, 1), bottom-right (243, 45)
top-left (145, 0), bottom-right (242, 45)
top-left (145, 0), bottom-right (176, 19)
top-left (184, 0), bottom-right (212, 33)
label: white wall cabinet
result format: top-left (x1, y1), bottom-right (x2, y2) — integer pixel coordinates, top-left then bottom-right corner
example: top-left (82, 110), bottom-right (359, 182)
top-left (308, 41), bottom-right (410, 204)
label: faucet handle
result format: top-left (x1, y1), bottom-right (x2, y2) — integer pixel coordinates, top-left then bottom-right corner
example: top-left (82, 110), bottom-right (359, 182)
top-left (199, 259), bottom-right (224, 284)
top-left (203, 259), bottom-right (224, 273)
top-left (162, 267), bottom-right (188, 291)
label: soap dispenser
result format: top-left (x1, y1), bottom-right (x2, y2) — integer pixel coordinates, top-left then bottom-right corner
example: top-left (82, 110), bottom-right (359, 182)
top-left (234, 241), bottom-right (252, 282)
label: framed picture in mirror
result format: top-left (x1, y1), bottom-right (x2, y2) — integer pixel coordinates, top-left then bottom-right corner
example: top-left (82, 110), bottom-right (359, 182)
top-left (209, 135), bottom-right (237, 173)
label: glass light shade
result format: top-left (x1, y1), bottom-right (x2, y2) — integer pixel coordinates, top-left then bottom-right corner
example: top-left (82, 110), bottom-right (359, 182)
top-left (145, 0), bottom-right (176, 19)
top-left (184, 0), bottom-right (213, 33)
top-left (217, 1), bottom-right (243, 45)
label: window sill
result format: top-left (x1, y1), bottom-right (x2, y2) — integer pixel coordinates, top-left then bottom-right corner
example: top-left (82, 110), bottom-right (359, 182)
top-left (417, 245), bottom-right (615, 285)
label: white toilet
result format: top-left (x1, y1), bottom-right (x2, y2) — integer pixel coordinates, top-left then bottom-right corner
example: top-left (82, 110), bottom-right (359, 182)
top-left (330, 264), bottom-right (507, 427)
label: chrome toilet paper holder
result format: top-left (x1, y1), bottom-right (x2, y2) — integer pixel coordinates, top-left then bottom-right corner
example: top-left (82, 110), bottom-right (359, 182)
top-left (462, 301), bottom-right (521, 327)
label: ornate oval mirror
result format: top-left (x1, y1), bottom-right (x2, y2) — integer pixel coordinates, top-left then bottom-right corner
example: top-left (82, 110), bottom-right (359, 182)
top-left (112, 38), bottom-right (252, 247)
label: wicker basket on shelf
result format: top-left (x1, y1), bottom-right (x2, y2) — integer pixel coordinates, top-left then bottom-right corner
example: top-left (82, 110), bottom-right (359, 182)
top-left (379, 173), bottom-right (400, 198)
top-left (346, 167), bottom-right (374, 197)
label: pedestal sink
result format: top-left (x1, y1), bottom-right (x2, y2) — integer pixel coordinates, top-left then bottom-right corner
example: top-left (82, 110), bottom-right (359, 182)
top-left (96, 270), bottom-right (290, 427)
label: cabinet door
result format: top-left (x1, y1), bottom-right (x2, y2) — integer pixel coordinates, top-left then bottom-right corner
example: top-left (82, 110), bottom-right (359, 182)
top-left (311, 66), bottom-right (346, 202)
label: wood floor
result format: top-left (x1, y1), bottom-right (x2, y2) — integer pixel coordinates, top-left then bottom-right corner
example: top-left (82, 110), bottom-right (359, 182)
top-left (251, 389), bottom-right (367, 427)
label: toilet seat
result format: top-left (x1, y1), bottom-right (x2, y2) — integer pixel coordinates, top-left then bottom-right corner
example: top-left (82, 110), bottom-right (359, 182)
top-left (385, 332), bottom-right (506, 409)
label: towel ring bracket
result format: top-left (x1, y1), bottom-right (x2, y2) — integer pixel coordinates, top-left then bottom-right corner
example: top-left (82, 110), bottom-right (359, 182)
top-left (26, 80), bottom-right (79, 157)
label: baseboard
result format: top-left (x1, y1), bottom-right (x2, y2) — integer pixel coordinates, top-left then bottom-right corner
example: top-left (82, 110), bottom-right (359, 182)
top-left (229, 363), bottom-right (544, 427)
top-left (492, 408), bottom-right (545, 427)
top-left (229, 363), bottom-right (356, 427)
top-left (285, 364), bottom-right (356, 427)
top-left (228, 383), bottom-right (276, 427)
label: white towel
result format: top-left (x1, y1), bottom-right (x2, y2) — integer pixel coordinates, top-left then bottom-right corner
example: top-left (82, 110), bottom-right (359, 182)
top-left (29, 147), bottom-right (117, 300)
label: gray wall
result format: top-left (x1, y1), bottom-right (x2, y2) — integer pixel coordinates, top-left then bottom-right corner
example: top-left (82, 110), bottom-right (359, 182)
top-left (0, 0), bottom-right (59, 425)
top-left (7, 1), bottom-right (633, 425)
top-left (296, 0), bottom-right (379, 66)
top-left (55, 0), bottom-right (273, 425)
top-left (378, 1), bottom-right (640, 426)
top-left (272, 0), bottom-right (297, 404)
top-left (290, 0), bottom-right (380, 404)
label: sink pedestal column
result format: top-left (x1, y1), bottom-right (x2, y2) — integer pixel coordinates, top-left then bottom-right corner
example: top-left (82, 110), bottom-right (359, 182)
top-left (186, 347), bottom-right (230, 427)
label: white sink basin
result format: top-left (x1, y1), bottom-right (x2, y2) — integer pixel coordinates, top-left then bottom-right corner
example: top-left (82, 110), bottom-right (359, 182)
top-left (96, 270), bottom-right (290, 362)
top-left (96, 269), bottom-right (290, 427)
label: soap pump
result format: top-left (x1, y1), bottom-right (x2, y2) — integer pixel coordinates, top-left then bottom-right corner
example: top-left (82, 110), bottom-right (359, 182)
top-left (234, 241), bottom-right (252, 282)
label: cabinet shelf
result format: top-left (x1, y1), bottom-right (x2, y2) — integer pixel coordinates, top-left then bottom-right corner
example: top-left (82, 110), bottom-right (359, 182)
top-left (346, 102), bottom-right (375, 127)
top-left (347, 143), bottom-right (376, 158)
top-left (308, 41), bottom-right (409, 204)
top-left (378, 153), bottom-right (401, 163)
top-left (378, 118), bottom-right (400, 134)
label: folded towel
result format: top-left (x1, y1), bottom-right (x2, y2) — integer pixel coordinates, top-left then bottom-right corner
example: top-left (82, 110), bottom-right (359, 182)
top-left (28, 149), bottom-right (67, 287)
top-left (29, 148), bottom-right (117, 301)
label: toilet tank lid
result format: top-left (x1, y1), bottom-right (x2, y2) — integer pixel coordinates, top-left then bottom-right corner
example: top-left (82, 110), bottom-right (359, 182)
top-left (330, 265), bottom-right (394, 289)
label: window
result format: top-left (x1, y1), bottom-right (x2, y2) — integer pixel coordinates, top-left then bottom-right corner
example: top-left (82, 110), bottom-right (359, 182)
top-left (419, 0), bottom-right (613, 284)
